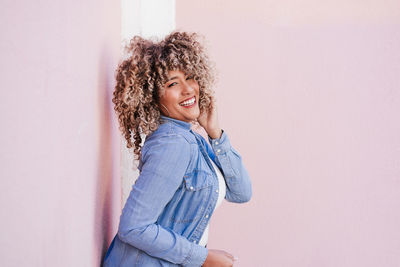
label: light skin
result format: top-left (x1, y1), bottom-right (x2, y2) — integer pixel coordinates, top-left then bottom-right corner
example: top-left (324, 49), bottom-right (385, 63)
top-left (159, 70), bottom-right (235, 266)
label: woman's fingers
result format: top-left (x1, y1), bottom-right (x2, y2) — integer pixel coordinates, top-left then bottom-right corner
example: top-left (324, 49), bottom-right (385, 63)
top-left (222, 251), bottom-right (239, 266)
top-left (225, 251), bottom-right (238, 261)
top-left (203, 249), bottom-right (237, 266)
top-left (224, 251), bottom-right (234, 260)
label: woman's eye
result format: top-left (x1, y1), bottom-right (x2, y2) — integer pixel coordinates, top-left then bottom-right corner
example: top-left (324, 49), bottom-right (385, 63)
top-left (168, 82), bottom-right (177, 88)
top-left (186, 76), bottom-right (193, 80)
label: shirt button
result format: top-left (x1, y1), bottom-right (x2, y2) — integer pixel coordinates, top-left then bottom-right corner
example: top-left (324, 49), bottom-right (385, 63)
top-left (217, 149), bottom-right (221, 153)
top-left (215, 141), bottom-right (219, 145)
top-left (205, 214), bottom-right (209, 218)
top-left (216, 189), bottom-right (219, 193)
top-left (190, 186), bottom-right (194, 190)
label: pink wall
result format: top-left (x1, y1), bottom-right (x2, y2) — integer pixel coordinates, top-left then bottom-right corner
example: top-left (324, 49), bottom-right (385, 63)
top-left (177, 1), bottom-right (400, 266)
top-left (0, 1), bottom-right (121, 266)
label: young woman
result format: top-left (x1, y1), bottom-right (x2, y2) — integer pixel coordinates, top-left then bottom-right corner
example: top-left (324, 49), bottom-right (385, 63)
top-left (103, 31), bottom-right (252, 267)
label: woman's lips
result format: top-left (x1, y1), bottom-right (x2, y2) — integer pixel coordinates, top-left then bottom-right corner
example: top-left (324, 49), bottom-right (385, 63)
top-left (179, 96), bottom-right (196, 108)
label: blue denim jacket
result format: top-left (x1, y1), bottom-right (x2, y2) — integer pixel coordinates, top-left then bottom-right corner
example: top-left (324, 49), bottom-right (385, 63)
top-left (103, 115), bottom-right (252, 267)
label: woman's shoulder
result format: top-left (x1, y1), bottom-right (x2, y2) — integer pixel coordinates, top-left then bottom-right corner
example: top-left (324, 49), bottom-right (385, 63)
top-left (145, 121), bottom-right (196, 144)
top-left (141, 123), bottom-right (194, 156)
top-left (138, 127), bottom-right (195, 170)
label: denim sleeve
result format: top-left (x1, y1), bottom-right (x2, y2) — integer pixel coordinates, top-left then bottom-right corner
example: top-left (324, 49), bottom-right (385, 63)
top-left (207, 130), bottom-right (253, 203)
top-left (117, 134), bottom-right (208, 267)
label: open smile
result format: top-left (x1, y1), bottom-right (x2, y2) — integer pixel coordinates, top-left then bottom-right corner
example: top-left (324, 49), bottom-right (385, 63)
top-left (179, 96), bottom-right (196, 108)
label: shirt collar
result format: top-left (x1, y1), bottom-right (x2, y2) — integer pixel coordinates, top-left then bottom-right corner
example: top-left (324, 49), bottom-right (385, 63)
top-left (160, 115), bottom-right (192, 130)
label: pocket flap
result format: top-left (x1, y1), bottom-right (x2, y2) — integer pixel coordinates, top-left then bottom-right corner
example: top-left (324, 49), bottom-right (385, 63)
top-left (183, 170), bottom-right (213, 191)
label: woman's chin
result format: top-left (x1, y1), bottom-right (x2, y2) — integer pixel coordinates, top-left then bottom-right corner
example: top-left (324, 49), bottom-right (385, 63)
top-left (191, 109), bottom-right (201, 120)
top-left (183, 110), bottom-right (200, 122)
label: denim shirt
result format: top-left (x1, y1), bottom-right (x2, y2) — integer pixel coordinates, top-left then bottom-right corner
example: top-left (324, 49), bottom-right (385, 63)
top-left (103, 115), bottom-right (252, 267)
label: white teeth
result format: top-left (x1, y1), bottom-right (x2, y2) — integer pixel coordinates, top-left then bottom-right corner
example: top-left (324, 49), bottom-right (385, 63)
top-left (180, 97), bottom-right (195, 106)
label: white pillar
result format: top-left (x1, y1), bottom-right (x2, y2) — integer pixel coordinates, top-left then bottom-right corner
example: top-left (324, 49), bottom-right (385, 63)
top-left (120, 0), bottom-right (176, 207)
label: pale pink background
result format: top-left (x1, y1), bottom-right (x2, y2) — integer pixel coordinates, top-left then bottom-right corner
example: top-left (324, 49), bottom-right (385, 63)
top-left (0, 1), bottom-right (121, 266)
top-left (1, 1), bottom-right (400, 266)
top-left (177, 1), bottom-right (400, 266)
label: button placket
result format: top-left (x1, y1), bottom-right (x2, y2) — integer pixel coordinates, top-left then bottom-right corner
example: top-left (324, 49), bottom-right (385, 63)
top-left (189, 131), bottom-right (221, 245)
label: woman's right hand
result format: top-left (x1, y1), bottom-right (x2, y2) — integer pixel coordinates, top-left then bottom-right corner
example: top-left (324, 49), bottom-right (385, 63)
top-left (202, 249), bottom-right (236, 267)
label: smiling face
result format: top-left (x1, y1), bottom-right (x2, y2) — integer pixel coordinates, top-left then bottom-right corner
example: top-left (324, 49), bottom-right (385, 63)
top-left (159, 70), bottom-right (200, 122)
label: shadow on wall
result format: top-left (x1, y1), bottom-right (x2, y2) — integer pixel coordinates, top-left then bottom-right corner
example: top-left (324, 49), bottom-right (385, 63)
top-left (94, 43), bottom-right (118, 266)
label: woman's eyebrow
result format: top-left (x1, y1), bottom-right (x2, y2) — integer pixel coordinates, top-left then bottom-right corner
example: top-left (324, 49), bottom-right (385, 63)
top-left (167, 76), bottom-right (178, 81)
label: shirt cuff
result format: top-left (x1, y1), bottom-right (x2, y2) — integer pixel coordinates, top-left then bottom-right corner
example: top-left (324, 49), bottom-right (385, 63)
top-left (208, 129), bottom-right (231, 156)
top-left (182, 242), bottom-right (208, 267)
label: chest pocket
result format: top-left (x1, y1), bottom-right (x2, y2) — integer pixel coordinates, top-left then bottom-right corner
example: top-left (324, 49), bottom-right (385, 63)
top-left (183, 170), bottom-right (214, 191)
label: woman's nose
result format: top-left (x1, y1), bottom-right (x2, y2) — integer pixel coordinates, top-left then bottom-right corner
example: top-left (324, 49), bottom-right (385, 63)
top-left (181, 80), bottom-right (195, 95)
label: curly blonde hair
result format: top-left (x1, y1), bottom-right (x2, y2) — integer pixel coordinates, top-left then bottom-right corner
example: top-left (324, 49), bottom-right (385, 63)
top-left (112, 31), bottom-right (217, 160)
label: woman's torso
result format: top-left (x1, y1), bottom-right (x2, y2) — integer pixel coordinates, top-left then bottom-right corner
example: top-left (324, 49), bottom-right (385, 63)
top-left (104, 117), bottom-right (223, 267)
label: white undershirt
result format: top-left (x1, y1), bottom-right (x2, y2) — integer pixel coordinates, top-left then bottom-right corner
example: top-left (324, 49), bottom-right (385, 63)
top-left (198, 156), bottom-right (227, 247)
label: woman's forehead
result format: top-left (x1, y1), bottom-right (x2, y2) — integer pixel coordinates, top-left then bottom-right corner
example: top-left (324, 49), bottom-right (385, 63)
top-left (167, 69), bottom-right (185, 77)
top-left (166, 68), bottom-right (193, 77)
